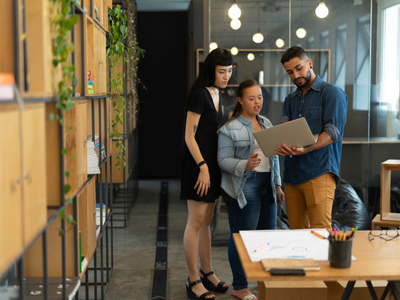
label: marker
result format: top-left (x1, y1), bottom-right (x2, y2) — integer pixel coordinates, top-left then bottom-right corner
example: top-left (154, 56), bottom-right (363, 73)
top-left (343, 226), bottom-right (347, 240)
top-left (333, 228), bottom-right (338, 241)
top-left (351, 227), bottom-right (358, 238)
top-left (254, 243), bottom-right (270, 252)
top-left (311, 230), bottom-right (326, 240)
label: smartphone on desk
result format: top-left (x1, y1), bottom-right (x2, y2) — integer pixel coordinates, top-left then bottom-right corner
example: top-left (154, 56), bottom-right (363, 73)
top-left (270, 268), bottom-right (306, 276)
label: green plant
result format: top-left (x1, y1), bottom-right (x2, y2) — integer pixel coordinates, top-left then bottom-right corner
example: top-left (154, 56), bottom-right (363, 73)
top-left (125, 0), bottom-right (145, 129)
top-left (49, 0), bottom-right (79, 233)
top-left (107, 5), bottom-right (129, 169)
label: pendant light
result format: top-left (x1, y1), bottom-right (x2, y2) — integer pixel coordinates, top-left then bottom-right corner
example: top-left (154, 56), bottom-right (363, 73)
top-left (231, 47), bottom-right (239, 55)
top-left (252, 6), bottom-right (264, 44)
top-left (296, 1), bottom-right (307, 39)
top-left (276, 38), bottom-right (285, 48)
top-left (315, 1), bottom-right (329, 18)
top-left (210, 42), bottom-right (218, 51)
top-left (228, 2), bottom-right (241, 19)
top-left (230, 19), bottom-right (241, 30)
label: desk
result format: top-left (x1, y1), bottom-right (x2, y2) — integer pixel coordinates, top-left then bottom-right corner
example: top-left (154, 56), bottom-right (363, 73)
top-left (233, 231), bottom-right (400, 300)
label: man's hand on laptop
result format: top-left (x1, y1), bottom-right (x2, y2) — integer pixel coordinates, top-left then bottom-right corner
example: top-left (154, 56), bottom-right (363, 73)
top-left (275, 144), bottom-right (306, 156)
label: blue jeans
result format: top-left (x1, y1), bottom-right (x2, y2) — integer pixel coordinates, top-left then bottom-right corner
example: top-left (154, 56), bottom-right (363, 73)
top-left (223, 172), bottom-right (277, 290)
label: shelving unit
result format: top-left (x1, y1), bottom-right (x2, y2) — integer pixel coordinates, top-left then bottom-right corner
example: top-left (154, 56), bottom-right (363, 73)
top-left (0, 0), bottom-right (138, 299)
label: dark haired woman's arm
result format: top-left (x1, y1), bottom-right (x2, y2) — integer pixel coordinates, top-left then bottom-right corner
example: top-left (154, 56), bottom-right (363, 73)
top-left (185, 111), bottom-right (210, 197)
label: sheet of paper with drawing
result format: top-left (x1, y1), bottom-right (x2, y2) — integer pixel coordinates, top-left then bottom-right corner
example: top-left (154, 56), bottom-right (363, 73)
top-left (239, 229), bottom-right (330, 262)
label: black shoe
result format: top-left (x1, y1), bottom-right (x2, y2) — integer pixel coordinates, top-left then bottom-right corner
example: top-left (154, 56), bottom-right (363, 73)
top-left (199, 269), bottom-right (229, 293)
top-left (186, 277), bottom-right (215, 300)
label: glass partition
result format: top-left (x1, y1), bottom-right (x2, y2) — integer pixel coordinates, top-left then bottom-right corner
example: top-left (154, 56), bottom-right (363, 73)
top-left (207, 0), bottom-right (400, 217)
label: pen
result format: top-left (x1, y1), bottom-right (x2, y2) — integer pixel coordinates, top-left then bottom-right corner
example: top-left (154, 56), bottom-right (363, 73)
top-left (343, 226), bottom-right (347, 240)
top-left (254, 243), bottom-right (270, 252)
top-left (311, 230), bottom-right (326, 240)
top-left (333, 228), bottom-right (338, 241)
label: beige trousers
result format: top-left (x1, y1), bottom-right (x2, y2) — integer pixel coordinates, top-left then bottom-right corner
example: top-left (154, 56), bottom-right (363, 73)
top-left (284, 173), bottom-right (336, 232)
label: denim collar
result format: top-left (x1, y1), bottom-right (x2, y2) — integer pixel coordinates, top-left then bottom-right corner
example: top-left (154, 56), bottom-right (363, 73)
top-left (237, 114), bottom-right (266, 126)
top-left (291, 75), bottom-right (323, 98)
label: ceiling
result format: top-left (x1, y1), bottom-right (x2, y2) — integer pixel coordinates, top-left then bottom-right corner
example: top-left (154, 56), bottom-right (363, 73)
top-left (136, 0), bottom-right (191, 11)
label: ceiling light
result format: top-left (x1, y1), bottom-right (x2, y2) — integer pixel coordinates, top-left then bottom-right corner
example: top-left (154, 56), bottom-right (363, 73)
top-left (247, 53), bottom-right (255, 61)
top-left (315, 1), bottom-right (329, 18)
top-left (275, 38), bottom-right (285, 48)
top-left (230, 19), bottom-right (241, 30)
top-left (252, 33), bottom-right (264, 43)
top-left (296, 28), bottom-right (307, 39)
top-left (228, 3), bottom-right (241, 19)
top-left (231, 47), bottom-right (239, 55)
top-left (210, 42), bottom-right (218, 51)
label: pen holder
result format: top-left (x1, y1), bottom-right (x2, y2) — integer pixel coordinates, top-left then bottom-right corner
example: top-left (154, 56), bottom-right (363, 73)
top-left (328, 236), bottom-right (354, 269)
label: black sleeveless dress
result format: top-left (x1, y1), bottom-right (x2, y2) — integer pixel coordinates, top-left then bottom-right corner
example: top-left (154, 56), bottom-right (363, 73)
top-left (180, 87), bottom-right (222, 202)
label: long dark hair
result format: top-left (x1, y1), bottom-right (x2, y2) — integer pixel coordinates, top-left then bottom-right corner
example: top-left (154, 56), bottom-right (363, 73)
top-left (229, 79), bottom-right (260, 121)
top-left (188, 48), bottom-right (233, 97)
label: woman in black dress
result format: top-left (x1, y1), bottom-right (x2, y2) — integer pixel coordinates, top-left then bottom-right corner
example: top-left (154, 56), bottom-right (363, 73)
top-left (180, 48), bottom-right (233, 300)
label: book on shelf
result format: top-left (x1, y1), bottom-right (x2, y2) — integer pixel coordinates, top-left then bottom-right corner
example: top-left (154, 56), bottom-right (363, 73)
top-left (0, 73), bottom-right (15, 100)
top-left (96, 225), bottom-right (101, 237)
top-left (111, 134), bottom-right (128, 141)
top-left (260, 258), bottom-right (320, 271)
top-left (87, 138), bottom-right (100, 174)
top-left (96, 215), bottom-right (106, 226)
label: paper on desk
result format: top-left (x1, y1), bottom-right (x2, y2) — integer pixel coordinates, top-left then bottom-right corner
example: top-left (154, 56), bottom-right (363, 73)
top-left (239, 229), bottom-right (330, 262)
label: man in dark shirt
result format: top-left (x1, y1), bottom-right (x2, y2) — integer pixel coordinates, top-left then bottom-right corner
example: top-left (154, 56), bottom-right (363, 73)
top-left (276, 46), bottom-right (348, 231)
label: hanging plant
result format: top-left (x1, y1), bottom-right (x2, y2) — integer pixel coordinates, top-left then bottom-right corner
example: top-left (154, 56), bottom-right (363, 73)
top-left (125, 0), bottom-right (145, 129)
top-left (107, 5), bottom-right (129, 169)
top-left (49, 0), bottom-right (79, 234)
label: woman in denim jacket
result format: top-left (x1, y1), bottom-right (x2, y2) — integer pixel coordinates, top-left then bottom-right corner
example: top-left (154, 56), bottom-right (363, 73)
top-left (217, 79), bottom-right (284, 300)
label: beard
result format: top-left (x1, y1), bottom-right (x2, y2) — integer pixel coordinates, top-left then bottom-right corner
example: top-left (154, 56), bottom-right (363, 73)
top-left (293, 68), bottom-right (312, 88)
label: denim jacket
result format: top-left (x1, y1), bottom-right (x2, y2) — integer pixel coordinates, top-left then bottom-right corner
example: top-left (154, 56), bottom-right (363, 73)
top-left (279, 76), bottom-right (348, 186)
top-left (217, 114), bottom-right (282, 209)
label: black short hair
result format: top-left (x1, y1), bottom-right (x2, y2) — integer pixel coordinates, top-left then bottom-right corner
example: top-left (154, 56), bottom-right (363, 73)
top-left (280, 46), bottom-right (309, 65)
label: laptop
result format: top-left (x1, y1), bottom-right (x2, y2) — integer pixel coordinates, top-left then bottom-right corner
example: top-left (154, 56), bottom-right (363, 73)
top-left (253, 118), bottom-right (317, 157)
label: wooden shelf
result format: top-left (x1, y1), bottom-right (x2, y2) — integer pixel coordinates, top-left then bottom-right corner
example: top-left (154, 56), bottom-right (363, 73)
top-left (22, 0), bottom-right (60, 98)
top-left (22, 103), bottom-right (47, 246)
top-left (86, 16), bottom-right (95, 97)
top-left (110, 140), bottom-right (129, 183)
top-left (0, 0), bottom-right (15, 74)
top-left (0, 2), bottom-right (131, 295)
top-left (78, 177), bottom-right (96, 277)
top-left (0, 105), bottom-right (23, 276)
top-left (74, 14), bottom-right (84, 97)
top-left (381, 159), bottom-right (400, 222)
top-left (25, 206), bottom-right (76, 277)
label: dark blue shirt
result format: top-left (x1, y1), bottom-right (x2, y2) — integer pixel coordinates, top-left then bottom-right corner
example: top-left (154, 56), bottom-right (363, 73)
top-left (279, 76), bottom-right (348, 186)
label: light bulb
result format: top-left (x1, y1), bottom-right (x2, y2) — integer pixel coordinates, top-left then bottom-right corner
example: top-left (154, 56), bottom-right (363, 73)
top-left (315, 1), bottom-right (329, 18)
top-left (247, 53), bottom-right (255, 61)
top-left (296, 28), bottom-right (307, 39)
top-left (228, 3), bottom-right (241, 19)
top-left (210, 42), bottom-right (218, 51)
top-left (252, 33), bottom-right (264, 44)
top-left (230, 19), bottom-right (241, 30)
top-left (231, 47), bottom-right (239, 55)
top-left (275, 38), bottom-right (285, 48)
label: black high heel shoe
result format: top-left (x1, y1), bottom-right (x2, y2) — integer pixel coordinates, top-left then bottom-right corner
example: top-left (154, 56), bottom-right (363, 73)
top-left (186, 277), bottom-right (215, 300)
top-left (199, 269), bottom-right (229, 293)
